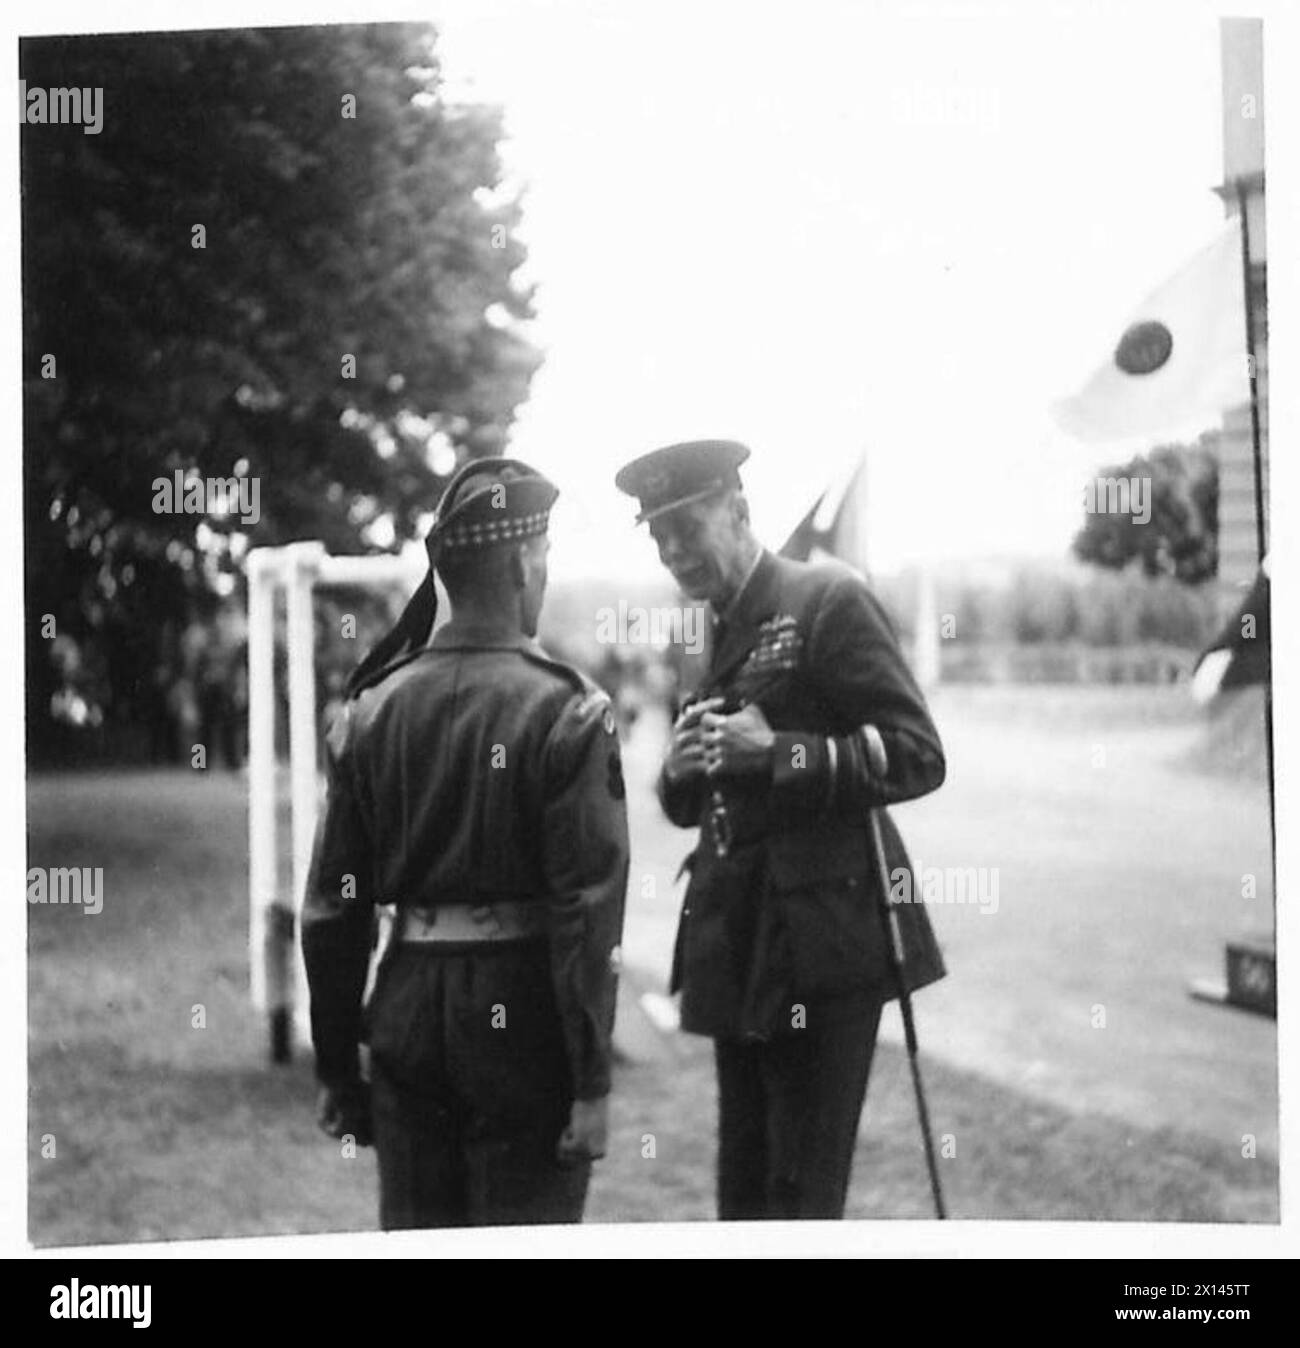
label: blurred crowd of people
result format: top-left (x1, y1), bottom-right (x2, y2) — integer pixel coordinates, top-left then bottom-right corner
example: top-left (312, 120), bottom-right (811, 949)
top-left (46, 610), bottom-right (249, 768)
top-left (158, 615), bottom-right (249, 768)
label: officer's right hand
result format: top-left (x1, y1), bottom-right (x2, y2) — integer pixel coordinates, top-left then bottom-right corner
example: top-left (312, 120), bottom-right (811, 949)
top-left (664, 697), bottom-right (725, 785)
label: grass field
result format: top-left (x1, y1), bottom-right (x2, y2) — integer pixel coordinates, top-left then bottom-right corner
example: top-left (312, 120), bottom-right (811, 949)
top-left (27, 685), bottom-right (1279, 1244)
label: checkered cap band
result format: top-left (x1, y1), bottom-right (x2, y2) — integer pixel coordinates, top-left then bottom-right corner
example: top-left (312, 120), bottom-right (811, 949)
top-left (439, 508), bottom-right (551, 550)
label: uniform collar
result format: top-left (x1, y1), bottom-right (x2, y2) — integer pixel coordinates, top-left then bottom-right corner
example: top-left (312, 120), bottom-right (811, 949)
top-left (431, 619), bottom-right (540, 654)
top-left (713, 547), bottom-right (771, 628)
top-left (707, 549), bottom-right (780, 679)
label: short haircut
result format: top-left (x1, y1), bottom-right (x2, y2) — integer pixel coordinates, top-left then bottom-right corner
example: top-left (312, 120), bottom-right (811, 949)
top-left (436, 542), bottom-right (515, 603)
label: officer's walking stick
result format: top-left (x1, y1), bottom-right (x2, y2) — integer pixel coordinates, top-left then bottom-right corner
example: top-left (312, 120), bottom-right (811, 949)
top-left (866, 806), bottom-right (947, 1219)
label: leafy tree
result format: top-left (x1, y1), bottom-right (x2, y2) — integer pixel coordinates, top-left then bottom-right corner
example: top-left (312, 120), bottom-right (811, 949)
top-left (22, 24), bottom-right (540, 757)
top-left (1072, 438), bottom-right (1218, 583)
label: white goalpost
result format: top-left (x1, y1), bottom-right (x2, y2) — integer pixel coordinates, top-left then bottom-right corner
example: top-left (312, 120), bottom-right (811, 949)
top-left (246, 541), bottom-right (427, 1061)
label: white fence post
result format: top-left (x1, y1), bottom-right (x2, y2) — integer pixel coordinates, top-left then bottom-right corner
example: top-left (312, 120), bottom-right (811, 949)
top-left (246, 550), bottom-right (277, 1018)
top-left (914, 560), bottom-right (941, 689)
top-left (286, 542), bottom-right (325, 1048)
top-left (247, 542), bottom-right (427, 1060)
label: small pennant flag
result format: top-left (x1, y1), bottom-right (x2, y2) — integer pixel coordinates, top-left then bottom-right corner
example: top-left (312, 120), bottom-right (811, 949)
top-left (781, 453), bottom-right (940, 686)
top-left (1053, 217), bottom-right (1249, 445)
top-left (781, 454), bottom-right (868, 574)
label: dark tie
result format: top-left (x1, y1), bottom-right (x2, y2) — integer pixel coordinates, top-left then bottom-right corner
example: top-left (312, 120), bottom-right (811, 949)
top-left (710, 614), bottom-right (728, 668)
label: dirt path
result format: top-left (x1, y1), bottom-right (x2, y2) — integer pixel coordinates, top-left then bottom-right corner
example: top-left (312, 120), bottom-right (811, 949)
top-left (617, 686), bottom-right (1278, 1161)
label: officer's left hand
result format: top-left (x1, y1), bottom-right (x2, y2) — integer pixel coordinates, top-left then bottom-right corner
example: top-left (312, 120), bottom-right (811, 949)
top-left (557, 1096), bottom-right (608, 1166)
top-left (702, 703), bottom-right (775, 778)
top-left (316, 1081), bottom-right (374, 1147)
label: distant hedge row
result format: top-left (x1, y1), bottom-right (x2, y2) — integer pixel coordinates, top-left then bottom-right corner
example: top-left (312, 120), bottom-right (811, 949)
top-left (878, 566), bottom-right (1224, 652)
top-left (939, 642), bottom-right (1195, 685)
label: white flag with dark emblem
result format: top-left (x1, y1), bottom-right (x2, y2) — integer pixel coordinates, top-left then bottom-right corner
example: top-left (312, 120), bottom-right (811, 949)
top-left (1052, 216), bottom-right (1249, 445)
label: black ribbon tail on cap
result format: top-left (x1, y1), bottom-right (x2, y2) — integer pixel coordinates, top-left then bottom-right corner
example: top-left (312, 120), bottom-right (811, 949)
top-left (345, 569), bottom-right (438, 699)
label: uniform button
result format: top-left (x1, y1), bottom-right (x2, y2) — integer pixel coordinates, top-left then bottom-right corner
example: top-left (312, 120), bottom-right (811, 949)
top-left (609, 945), bottom-right (623, 972)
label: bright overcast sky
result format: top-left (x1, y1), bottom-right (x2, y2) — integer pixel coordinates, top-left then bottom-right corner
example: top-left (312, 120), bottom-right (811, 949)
top-left (427, 0), bottom-right (1232, 580)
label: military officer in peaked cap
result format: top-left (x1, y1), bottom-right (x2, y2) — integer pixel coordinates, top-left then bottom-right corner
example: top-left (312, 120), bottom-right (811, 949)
top-left (303, 457), bottom-right (629, 1228)
top-left (615, 439), bottom-right (947, 1220)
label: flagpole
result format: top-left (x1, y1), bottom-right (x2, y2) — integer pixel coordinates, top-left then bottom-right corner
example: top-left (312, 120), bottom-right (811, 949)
top-left (1233, 177), bottom-right (1265, 566)
top-left (1231, 174), bottom-right (1275, 901)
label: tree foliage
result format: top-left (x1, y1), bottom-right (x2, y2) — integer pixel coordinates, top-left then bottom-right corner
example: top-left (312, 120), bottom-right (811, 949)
top-left (1071, 438), bottom-right (1218, 583)
top-left (22, 24), bottom-right (540, 754)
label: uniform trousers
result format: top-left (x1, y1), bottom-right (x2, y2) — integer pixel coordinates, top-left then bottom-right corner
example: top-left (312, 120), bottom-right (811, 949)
top-left (366, 939), bottom-right (589, 1228)
top-left (713, 991), bottom-right (884, 1220)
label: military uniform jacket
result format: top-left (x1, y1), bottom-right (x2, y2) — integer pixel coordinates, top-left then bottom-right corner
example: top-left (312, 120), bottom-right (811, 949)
top-left (302, 619), bottom-right (629, 1101)
top-left (660, 550), bottom-right (947, 1039)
